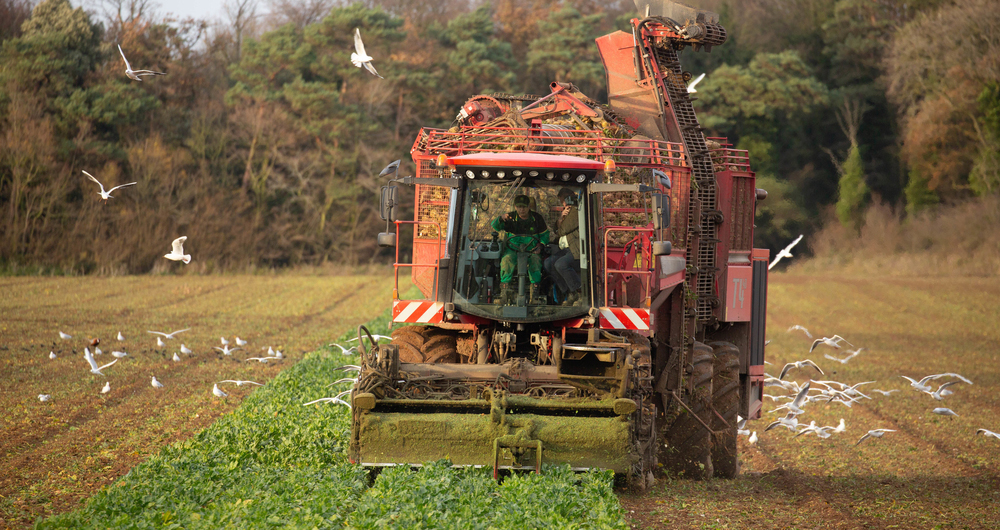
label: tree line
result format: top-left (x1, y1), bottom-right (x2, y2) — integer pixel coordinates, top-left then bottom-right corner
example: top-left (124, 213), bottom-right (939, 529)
top-left (1, 0), bottom-right (997, 274)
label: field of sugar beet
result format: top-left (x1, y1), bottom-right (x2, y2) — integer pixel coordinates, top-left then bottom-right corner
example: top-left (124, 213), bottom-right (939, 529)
top-left (2, 271), bottom-right (999, 529)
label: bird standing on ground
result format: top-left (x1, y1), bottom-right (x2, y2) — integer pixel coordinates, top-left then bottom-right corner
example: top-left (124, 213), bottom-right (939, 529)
top-left (180, 344), bottom-right (192, 355)
top-left (49, 351), bottom-right (57, 359)
top-left (117, 331), bottom-right (125, 341)
top-left (151, 376), bottom-right (164, 389)
top-left (38, 394), bottom-right (52, 402)
top-left (117, 44), bottom-right (166, 81)
top-left (235, 337), bottom-right (247, 346)
top-left (82, 170), bottom-right (136, 202)
top-left (351, 28), bottom-right (383, 78)
top-left (111, 350), bottom-right (128, 358)
top-left (156, 337), bottom-right (166, 347)
top-left (101, 382), bottom-right (111, 394)
top-left (59, 331), bottom-right (72, 340)
top-left (748, 431), bottom-right (758, 444)
top-left (768, 234), bottom-right (804, 270)
top-left (163, 236), bottom-right (191, 264)
top-left (221, 337), bottom-right (229, 346)
top-left (212, 384), bottom-right (228, 398)
top-left (172, 352), bottom-right (181, 362)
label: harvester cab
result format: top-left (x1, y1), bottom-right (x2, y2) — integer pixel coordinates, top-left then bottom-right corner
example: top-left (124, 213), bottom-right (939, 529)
top-left (353, 0), bottom-right (769, 486)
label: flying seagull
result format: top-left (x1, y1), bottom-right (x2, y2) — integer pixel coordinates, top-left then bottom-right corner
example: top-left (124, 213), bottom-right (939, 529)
top-left (926, 381), bottom-right (958, 401)
top-left (976, 429), bottom-right (1000, 440)
top-left (246, 356), bottom-right (280, 363)
top-left (856, 429), bottom-right (895, 446)
top-left (84, 348), bottom-right (118, 376)
top-left (214, 345), bottom-right (242, 356)
top-left (351, 28), bottom-right (383, 79)
top-left (825, 348), bottom-right (865, 364)
top-left (786, 325), bottom-right (813, 339)
top-left (148, 328), bottom-right (190, 340)
top-left (686, 72), bottom-right (705, 93)
top-left (117, 44), bottom-right (166, 81)
top-left (769, 234), bottom-right (804, 270)
top-left (771, 381), bottom-right (812, 416)
top-left (932, 407), bottom-right (958, 417)
top-left (82, 170), bottom-right (136, 202)
top-left (901, 373), bottom-right (973, 393)
top-left (347, 334), bottom-right (392, 343)
top-left (164, 236), bottom-right (191, 264)
top-left (212, 384), bottom-right (228, 398)
top-left (331, 343), bottom-right (358, 355)
top-left (778, 359), bottom-right (824, 380)
top-left (219, 380), bottom-right (263, 387)
top-left (809, 335), bottom-right (854, 353)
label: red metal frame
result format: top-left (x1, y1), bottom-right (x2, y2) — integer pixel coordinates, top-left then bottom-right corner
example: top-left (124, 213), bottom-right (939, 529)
top-left (391, 220), bottom-right (442, 301)
top-left (602, 227), bottom-right (654, 308)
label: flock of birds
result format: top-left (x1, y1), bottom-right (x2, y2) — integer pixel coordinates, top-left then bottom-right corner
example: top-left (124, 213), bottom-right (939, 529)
top-left (81, 31), bottom-right (386, 266)
top-left (300, 334), bottom-right (393, 408)
top-left (38, 328), bottom-right (286, 403)
top-left (739, 324), bottom-right (1000, 449)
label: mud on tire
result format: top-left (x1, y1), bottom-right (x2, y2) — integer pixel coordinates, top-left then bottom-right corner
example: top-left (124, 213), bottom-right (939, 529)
top-left (391, 326), bottom-right (458, 363)
top-left (659, 341), bottom-right (714, 479)
top-left (708, 341), bottom-right (741, 479)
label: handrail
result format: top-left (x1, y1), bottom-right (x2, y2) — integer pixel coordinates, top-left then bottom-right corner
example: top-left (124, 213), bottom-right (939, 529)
top-left (393, 220), bottom-right (443, 302)
top-left (602, 227), bottom-right (655, 308)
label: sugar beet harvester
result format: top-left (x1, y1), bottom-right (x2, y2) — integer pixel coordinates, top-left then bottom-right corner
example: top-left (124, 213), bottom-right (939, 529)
top-left (349, 2), bottom-right (769, 486)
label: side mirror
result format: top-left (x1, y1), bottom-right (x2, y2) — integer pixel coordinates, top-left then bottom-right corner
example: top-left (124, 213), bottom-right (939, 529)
top-left (377, 232), bottom-right (397, 247)
top-left (652, 193), bottom-right (670, 230)
top-left (379, 185), bottom-right (397, 221)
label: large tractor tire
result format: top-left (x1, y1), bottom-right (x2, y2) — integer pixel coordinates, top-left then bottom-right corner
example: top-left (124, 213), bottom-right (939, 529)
top-left (708, 341), bottom-right (741, 479)
top-left (659, 341), bottom-right (714, 479)
top-left (391, 326), bottom-right (458, 363)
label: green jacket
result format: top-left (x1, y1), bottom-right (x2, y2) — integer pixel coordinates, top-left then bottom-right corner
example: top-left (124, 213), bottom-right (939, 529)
top-left (491, 211), bottom-right (550, 251)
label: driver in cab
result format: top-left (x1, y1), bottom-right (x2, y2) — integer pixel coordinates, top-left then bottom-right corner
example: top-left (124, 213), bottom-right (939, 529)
top-left (490, 194), bottom-right (549, 304)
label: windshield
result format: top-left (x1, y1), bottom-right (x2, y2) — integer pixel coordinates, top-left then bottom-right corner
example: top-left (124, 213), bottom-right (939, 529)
top-left (452, 179), bottom-right (590, 322)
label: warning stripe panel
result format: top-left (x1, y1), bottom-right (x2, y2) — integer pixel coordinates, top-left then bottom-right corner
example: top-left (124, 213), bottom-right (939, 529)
top-left (599, 308), bottom-right (650, 330)
top-left (393, 300), bottom-right (444, 323)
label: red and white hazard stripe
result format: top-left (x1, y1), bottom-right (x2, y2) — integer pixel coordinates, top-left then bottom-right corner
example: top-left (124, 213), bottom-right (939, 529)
top-left (599, 307), bottom-right (650, 330)
top-left (392, 300), bottom-right (444, 323)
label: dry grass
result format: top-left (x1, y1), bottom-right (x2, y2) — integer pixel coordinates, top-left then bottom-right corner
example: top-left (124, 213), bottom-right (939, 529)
top-left (624, 273), bottom-right (1000, 529)
top-left (799, 195), bottom-right (1000, 277)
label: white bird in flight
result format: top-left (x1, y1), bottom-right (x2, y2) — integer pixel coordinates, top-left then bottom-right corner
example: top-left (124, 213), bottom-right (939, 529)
top-left (117, 44), bottom-right (166, 81)
top-left (786, 325), bottom-right (813, 339)
top-left (148, 328), bottom-right (190, 340)
top-left (101, 381), bottom-right (111, 394)
top-left (856, 429), bottom-right (895, 445)
top-left (778, 359), bottom-right (824, 380)
top-left (39, 394), bottom-right (52, 402)
top-left (180, 344), bottom-right (192, 355)
top-left (214, 345), bottom-right (241, 356)
top-left (925, 381), bottom-right (957, 401)
top-left (219, 380), bottom-right (262, 387)
top-left (235, 337), bottom-right (248, 346)
top-left (117, 331), bottom-right (125, 341)
top-left (59, 331), bottom-right (72, 340)
top-left (768, 234), bottom-right (804, 270)
top-left (902, 373), bottom-right (973, 393)
top-left (809, 335), bottom-right (854, 353)
top-left (347, 334), bottom-right (392, 343)
top-left (686, 72), bottom-right (705, 93)
top-left (351, 28), bottom-right (383, 79)
top-left (151, 376), bottom-right (164, 389)
top-left (164, 236), bottom-right (191, 264)
top-left (977, 429), bottom-right (1000, 440)
top-left (824, 348), bottom-right (865, 364)
top-left (246, 356), bottom-right (280, 363)
top-left (871, 389), bottom-right (899, 396)
top-left (932, 407), bottom-right (958, 417)
top-left (82, 170), bottom-right (136, 201)
top-left (771, 381), bottom-right (812, 416)
top-left (331, 343), bottom-right (358, 355)
top-left (212, 384), bottom-right (228, 398)
top-left (84, 348), bottom-right (118, 376)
